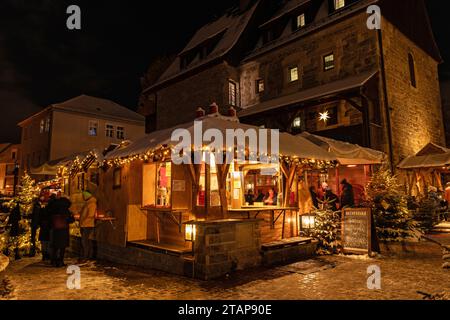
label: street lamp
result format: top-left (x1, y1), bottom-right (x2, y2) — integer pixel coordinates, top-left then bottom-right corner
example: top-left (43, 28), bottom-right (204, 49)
top-left (300, 213), bottom-right (316, 236)
top-left (185, 223), bottom-right (197, 242)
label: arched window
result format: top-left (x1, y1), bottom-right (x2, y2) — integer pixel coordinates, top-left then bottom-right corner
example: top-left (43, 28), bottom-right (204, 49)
top-left (408, 53), bottom-right (417, 88)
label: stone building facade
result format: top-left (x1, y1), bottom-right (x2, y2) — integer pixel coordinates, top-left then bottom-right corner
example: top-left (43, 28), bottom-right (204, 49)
top-left (139, 0), bottom-right (445, 168)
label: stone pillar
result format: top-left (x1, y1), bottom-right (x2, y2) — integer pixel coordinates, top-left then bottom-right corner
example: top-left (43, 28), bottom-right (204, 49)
top-left (193, 219), bottom-right (262, 280)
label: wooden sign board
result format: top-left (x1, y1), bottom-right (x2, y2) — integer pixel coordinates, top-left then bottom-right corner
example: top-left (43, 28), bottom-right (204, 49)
top-left (341, 208), bottom-right (372, 255)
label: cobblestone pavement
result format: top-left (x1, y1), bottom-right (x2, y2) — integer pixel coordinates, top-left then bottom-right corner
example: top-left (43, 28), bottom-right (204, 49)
top-left (1, 240), bottom-right (449, 300)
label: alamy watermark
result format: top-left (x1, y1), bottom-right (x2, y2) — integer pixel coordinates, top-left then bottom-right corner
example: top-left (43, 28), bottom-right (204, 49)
top-left (367, 5), bottom-right (381, 30)
top-left (66, 5), bottom-right (81, 30)
top-left (367, 265), bottom-right (381, 290)
top-left (171, 120), bottom-right (280, 165)
top-left (66, 265), bottom-right (81, 290)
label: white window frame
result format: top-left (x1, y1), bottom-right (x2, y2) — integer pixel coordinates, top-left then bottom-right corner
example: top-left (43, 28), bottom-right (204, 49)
top-left (117, 126), bottom-right (125, 140)
top-left (334, 0), bottom-right (345, 10)
top-left (324, 53), bottom-right (335, 71)
top-left (88, 120), bottom-right (99, 136)
top-left (289, 66), bottom-right (299, 82)
top-left (296, 14), bottom-right (306, 29)
top-left (106, 124), bottom-right (115, 138)
top-left (228, 80), bottom-right (238, 106)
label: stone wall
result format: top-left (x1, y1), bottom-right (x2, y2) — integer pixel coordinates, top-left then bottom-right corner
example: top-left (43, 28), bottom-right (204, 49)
top-left (382, 18), bottom-right (445, 163)
top-left (153, 62), bottom-right (240, 131)
top-left (239, 11), bottom-right (379, 108)
top-left (193, 219), bottom-right (262, 280)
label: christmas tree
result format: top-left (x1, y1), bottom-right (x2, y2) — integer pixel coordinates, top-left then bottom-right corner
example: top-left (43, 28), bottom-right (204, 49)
top-left (1, 172), bottom-right (38, 259)
top-left (16, 172), bottom-right (38, 215)
top-left (311, 198), bottom-right (342, 255)
top-left (366, 167), bottom-right (416, 242)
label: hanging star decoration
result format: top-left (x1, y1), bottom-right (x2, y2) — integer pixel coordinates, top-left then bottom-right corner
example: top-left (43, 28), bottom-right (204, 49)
top-left (319, 111), bottom-right (330, 122)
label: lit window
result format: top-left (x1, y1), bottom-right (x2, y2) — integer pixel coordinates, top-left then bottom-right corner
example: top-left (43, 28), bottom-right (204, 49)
top-left (293, 117), bottom-right (302, 128)
top-left (117, 126), bottom-right (125, 140)
top-left (296, 14), bottom-right (306, 29)
top-left (40, 120), bottom-right (44, 133)
top-left (289, 66), bottom-right (299, 82)
top-left (256, 79), bottom-right (265, 93)
top-left (89, 121), bottom-right (98, 136)
top-left (229, 81), bottom-right (238, 106)
top-left (45, 117), bottom-right (51, 132)
top-left (324, 53), bottom-right (335, 71)
top-left (106, 124), bottom-right (115, 138)
top-left (334, 0), bottom-right (345, 10)
top-left (408, 53), bottom-right (417, 88)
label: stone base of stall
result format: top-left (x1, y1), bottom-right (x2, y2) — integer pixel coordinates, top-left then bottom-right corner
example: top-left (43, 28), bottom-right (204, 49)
top-left (69, 236), bottom-right (191, 276)
top-left (69, 220), bottom-right (318, 280)
top-left (261, 238), bottom-right (318, 266)
top-left (192, 219), bottom-right (263, 280)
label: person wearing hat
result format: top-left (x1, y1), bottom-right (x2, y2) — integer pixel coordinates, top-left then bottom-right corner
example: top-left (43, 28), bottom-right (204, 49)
top-left (340, 179), bottom-right (355, 208)
top-left (79, 190), bottom-right (97, 262)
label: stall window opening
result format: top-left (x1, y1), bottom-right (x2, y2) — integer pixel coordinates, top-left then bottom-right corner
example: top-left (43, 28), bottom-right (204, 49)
top-left (196, 154), bottom-right (221, 207)
top-left (142, 162), bottom-right (172, 208)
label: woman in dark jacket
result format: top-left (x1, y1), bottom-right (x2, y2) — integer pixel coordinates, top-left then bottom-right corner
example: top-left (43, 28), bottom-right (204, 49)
top-left (38, 203), bottom-right (51, 261)
top-left (49, 197), bottom-right (74, 267)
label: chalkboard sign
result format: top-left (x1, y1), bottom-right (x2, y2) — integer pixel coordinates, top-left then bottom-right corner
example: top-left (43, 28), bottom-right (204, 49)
top-left (341, 208), bottom-right (372, 254)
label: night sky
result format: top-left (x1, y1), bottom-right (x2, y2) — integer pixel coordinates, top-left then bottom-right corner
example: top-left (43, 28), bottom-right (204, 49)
top-left (0, 0), bottom-right (448, 143)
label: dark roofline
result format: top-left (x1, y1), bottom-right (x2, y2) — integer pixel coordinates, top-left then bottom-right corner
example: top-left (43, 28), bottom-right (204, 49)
top-left (244, 0), bottom-right (377, 62)
top-left (142, 2), bottom-right (261, 94)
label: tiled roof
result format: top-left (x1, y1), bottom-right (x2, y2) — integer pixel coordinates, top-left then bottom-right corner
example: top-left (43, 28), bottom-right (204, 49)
top-left (144, 2), bottom-right (260, 92)
top-left (52, 95), bottom-right (144, 123)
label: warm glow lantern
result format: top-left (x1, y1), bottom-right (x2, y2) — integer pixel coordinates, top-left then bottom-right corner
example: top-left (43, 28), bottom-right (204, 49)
top-left (185, 224), bottom-right (197, 242)
top-left (300, 214), bottom-right (316, 235)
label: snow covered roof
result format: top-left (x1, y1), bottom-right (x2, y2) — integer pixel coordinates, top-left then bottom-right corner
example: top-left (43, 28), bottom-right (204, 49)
top-left (144, 2), bottom-right (260, 92)
top-left (52, 95), bottom-right (144, 123)
top-left (239, 70), bottom-right (377, 117)
top-left (260, 0), bottom-right (310, 28)
top-left (105, 116), bottom-right (337, 162)
top-left (398, 143), bottom-right (450, 169)
top-left (299, 132), bottom-right (385, 165)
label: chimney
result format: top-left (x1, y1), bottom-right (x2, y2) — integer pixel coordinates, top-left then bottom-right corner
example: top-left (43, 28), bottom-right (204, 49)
top-left (196, 107), bottom-right (205, 118)
top-left (209, 102), bottom-right (219, 115)
top-left (228, 107), bottom-right (237, 117)
top-left (240, 0), bottom-right (253, 12)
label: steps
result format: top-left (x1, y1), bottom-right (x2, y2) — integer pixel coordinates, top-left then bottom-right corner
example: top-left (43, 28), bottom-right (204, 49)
top-left (432, 222), bottom-right (450, 234)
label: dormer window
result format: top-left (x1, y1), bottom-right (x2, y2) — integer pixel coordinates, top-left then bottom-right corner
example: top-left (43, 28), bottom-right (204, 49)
top-left (323, 53), bottom-right (335, 71)
top-left (295, 14), bottom-right (306, 29)
top-left (289, 66), bottom-right (299, 82)
top-left (256, 79), bottom-right (265, 93)
top-left (334, 0), bottom-right (345, 10)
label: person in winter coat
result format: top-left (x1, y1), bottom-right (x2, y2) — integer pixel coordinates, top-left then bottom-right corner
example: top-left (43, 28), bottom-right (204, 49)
top-left (79, 191), bottom-right (97, 262)
top-left (39, 200), bottom-right (52, 261)
top-left (309, 186), bottom-right (319, 209)
top-left (340, 179), bottom-right (355, 208)
top-left (29, 198), bottom-right (41, 257)
top-left (325, 188), bottom-right (340, 211)
top-left (49, 197), bottom-right (74, 267)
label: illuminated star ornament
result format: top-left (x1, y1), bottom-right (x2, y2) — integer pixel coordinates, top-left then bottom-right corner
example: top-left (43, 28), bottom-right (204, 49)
top-left (319, 111), bottom-right (330, 122)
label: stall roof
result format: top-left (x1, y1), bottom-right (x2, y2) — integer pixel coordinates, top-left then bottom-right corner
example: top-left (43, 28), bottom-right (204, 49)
top-left (105, 114), bottom-right (337, 162)
top-left (238, 70), bottom-right (377, 118)
top-left (398, 143), bottom-right (450, 169)
top-left (299, 132), bottom-right (385, 165)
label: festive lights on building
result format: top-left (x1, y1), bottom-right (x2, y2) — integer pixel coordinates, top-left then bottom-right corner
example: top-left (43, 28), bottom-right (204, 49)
top-left (319, 111), bottom-right (330, 122)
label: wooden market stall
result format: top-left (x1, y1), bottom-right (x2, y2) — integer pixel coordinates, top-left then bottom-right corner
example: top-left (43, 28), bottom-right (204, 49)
top-left (398, 142), bottom-right (450, 197)
top-left (96, 113), bottom-right (337, 258)
top-left (298, 132), bottom-right (385, 209)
